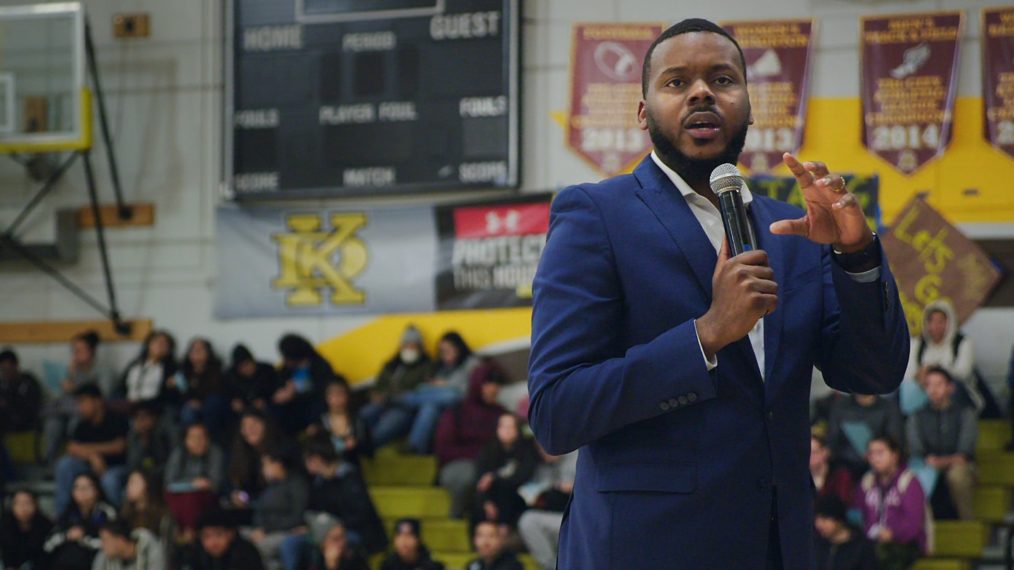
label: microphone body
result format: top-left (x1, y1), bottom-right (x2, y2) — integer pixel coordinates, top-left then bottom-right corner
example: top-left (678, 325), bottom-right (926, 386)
top-left (709, 163), bottom-right (755, 257)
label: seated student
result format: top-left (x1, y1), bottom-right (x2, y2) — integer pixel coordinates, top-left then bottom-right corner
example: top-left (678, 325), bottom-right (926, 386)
top-left (226, 345), bottom-right (280, 414)
top-left (471, 414), bottom-right (538, 531)
top-left (44, 472), bottom-right (119, 569)
top-left (302, 438), bottom-right (387, 555)
top-left (518, 448), bottom-right (577, 570)
top-left (435, 361), bottom-right (508, 519)
top-left (185, 508), bottom-right (265, 570)
top-left (121, 331), bottom-right (179, 408)
top-left (814, 495), bottom-right (878, 570)
top-left (179, 338), bottom-right (230, 439)
top-left (0, 348), bottom-right (43, 434)
top-left (245, 450), bottom-right (309, 570)
top-left (379, 519), bottom-right (445, 570)
top-left (399, 332), bottom-right (479, 455)
top-left (227, 410), bottom-right (286, 512)
top-left (273, 334), bottom-right (339, 434)
top-left (361, 326), bottom-right (434, 449)
top-left (308, 522), bottom-right (370, 570)
top-left (92, 519), bottom-right (166, 570)
top-left (43, 331), bottom-right (113, 464)
top-left (855, 436), bottom-right (928, 570)
top-left (55, 384), bottom-right (130, 514)
top-left (907, 366), bottom-right (978, 520)
top-left (810, 434), bottom-right (855, 505)
top-left (0, 490), bottom-right (52, 570)
top-left (827, 393), bottom-right (903, 476)
top-left (121, 470), bottom-right (174, 550)
top-left (165, 423), bottom-right (225, 536)
top-left (466, 520), bottom-right (523, 570)
top-left (125, 401), bottom-right (174, 477)
top-left (307, 379), bottom-right (371, 465)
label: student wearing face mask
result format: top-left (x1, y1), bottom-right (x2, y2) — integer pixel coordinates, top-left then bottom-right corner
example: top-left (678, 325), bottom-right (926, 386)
top-left (360, 326), bottom-right (435, 449)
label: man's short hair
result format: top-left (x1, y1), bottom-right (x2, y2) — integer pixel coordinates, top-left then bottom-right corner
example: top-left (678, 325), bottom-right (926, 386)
top-left (0, 349), bottom-right (17, 366)
top-left (641, 18), bottom-right (747, 97)
top-left (924, 366), bottom-right (954, 384)
top-left (197, 507), bottom-right (239, 530)
top-left (303, 437), bottom-right (340, 464)
top-left (73, 383), bottom-right (103, 399)
top-left (100, 519), bottom-right (134, 540)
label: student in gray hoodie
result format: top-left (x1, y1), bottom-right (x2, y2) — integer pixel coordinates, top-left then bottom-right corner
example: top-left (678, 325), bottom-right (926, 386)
top-left (245, 449), bottom-right (309, 570)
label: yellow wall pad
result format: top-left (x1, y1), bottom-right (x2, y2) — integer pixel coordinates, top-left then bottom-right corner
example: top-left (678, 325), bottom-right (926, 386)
top-left (0, 318), bottom-right (152, 344)
top-left (317, 308), bottom-right (532, 386)
top-left (76, 203), bottom-right (155, 228)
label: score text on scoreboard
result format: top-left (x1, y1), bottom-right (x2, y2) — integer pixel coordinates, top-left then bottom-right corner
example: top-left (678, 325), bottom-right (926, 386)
top-left (228, 0), bottom-right (519, 199)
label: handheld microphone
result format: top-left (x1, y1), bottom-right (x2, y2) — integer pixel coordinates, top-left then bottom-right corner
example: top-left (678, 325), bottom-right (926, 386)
top-left (709, 163), bottom-right (755, 257)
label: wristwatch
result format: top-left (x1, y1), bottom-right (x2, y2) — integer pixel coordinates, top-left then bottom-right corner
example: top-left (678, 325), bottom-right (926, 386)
top-left (832, 233), bottom-right (881, 273)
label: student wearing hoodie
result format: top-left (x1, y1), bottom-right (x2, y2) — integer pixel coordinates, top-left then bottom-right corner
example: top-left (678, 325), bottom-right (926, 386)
top-left (903, 299), bottom-right (999, 415)
top-left (91, 520), bottom-right (166, 570)
top-left (813, 495), bottom-right (879, 570)
top-left (245, 450), bottom-right (309, 570)
top-left (45, 472), bottom-right (119, 569)
top-left (361, 326), bottom-right (435, 449)
top-left (855, 436), bottom-right (928, 570)
top-left (226, 345), bottom-right (280, 414)
top-left (435, 360), bottom-right (508, 519)
top-left (379, 519), bottom-right (445, 570)
top-left (465, 521), bottom-right (523, 570)
top-left (0, 490), bottom-right (52, 570)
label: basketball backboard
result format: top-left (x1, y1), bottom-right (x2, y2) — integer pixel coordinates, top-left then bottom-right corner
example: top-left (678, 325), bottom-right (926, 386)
top-left (0, 2), bottom-right (90, 153)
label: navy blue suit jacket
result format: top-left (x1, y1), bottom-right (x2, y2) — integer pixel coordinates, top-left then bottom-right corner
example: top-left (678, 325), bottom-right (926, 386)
top-left (528, 157), bottom-right (909, 569)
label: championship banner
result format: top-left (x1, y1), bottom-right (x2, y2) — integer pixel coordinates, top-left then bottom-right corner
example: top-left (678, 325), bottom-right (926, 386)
top-left (882, 198), bottom-right (1001, 336)
top-left (214, 195), bottom-right (551, 318)
top-left (567, 23), bottom-right (663, 176)
top-left (723, 20), bottom-right (814, 173)
top-left (983, 7), bottom-right (1014, 159)
top-left (860, 12), bottom-right (963, 175)
top-left (748, 174), bottom-right (881, 230)
top-left (435, 198), bottom-right (550, 310)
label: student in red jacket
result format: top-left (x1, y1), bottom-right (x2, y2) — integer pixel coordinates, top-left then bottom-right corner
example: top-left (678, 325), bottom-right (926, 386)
top-left (434, 360), bottom-right (507, 519)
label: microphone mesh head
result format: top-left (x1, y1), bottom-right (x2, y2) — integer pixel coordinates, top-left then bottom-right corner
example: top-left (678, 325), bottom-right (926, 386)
top-left (709, 163), bottom-right (744, 195)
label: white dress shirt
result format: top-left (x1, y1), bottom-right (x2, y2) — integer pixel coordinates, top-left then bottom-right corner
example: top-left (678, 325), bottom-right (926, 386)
top-left (650, 152), bottom-right (766, 379)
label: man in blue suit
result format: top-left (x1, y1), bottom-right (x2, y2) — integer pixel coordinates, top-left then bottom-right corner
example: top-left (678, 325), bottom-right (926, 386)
top-left (528, 19), bottom-right (909, 569)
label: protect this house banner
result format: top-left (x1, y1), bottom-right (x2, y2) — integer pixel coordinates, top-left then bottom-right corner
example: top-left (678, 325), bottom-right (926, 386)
top-left (214, 195), bottom-right (551, 318)
top-left (861, 12), bottom-right (962, 175)
top-left (567, 23), bottom-right (663, 176)
top-left (983, 7), bottom-right (1014, 159)
top-left (722, 19), bottom-right (814, 173)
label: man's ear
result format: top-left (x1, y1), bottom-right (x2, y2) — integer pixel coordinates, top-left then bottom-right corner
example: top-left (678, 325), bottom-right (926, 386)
top-left (637, 100), bottom-right (648, 131)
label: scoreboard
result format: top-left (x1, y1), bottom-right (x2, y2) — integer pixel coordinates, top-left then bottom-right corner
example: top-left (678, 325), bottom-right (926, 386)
top-left (227, 0), bottom-right (520, 199)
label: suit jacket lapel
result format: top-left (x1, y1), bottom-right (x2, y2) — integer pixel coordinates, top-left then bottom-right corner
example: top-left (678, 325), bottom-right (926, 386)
top-left (748, 197), bottom-right (787, 385)
top-left (633, 158), bottom-right (715, 301)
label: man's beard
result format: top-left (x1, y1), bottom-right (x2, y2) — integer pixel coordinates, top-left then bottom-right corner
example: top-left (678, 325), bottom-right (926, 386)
top-left (646, 109), bottom-right (749, 183)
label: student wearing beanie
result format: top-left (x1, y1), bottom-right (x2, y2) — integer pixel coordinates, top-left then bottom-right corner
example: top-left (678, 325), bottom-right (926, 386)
top-left (379, 518), bottom-right (445, 570)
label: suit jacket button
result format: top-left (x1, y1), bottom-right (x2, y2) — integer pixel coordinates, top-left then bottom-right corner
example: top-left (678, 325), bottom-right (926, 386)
top-left (660, 401), bottom-right (670, 411)
top-left (687, 392), bottom-right (697, 402)
top-left (668, 398), bottom-right (679, 408)
top-left (678, 395), bottom-right (688, 405)
top-left (766, 410), bottom-right (774, 421)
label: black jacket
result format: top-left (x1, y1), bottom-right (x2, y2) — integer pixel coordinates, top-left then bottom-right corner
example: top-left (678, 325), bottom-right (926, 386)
top-left (227, 363), bottom-right (281, 407)
top-left (464, 553), bottom-right (524, 570)
top-left (309, 466), bottom-right (387, 554)
top-left (379, 547), bottom-right (445, 570)
top-left (814, 532), bottom-right (879, 570)
top-left (0, 511), bottom-right (52, 568)
top-left (475, 438), bottom-right (539, 490)
top-left (184, 535), bottom-right (266, 570)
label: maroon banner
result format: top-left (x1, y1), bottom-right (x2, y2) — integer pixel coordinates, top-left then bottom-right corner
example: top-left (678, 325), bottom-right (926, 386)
top-left (861, 12), bottom-right (963, 175)
top-left (723, 19), bottom-right (814, 173)
top-left (567, 23), bottom-right (663, 176)
top-left (983, 7), bottom-right (1014, 159)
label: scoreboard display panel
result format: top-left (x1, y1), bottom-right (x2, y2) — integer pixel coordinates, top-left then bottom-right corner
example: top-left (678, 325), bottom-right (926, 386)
top-left (227, 0), bottom-right (519, 199)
